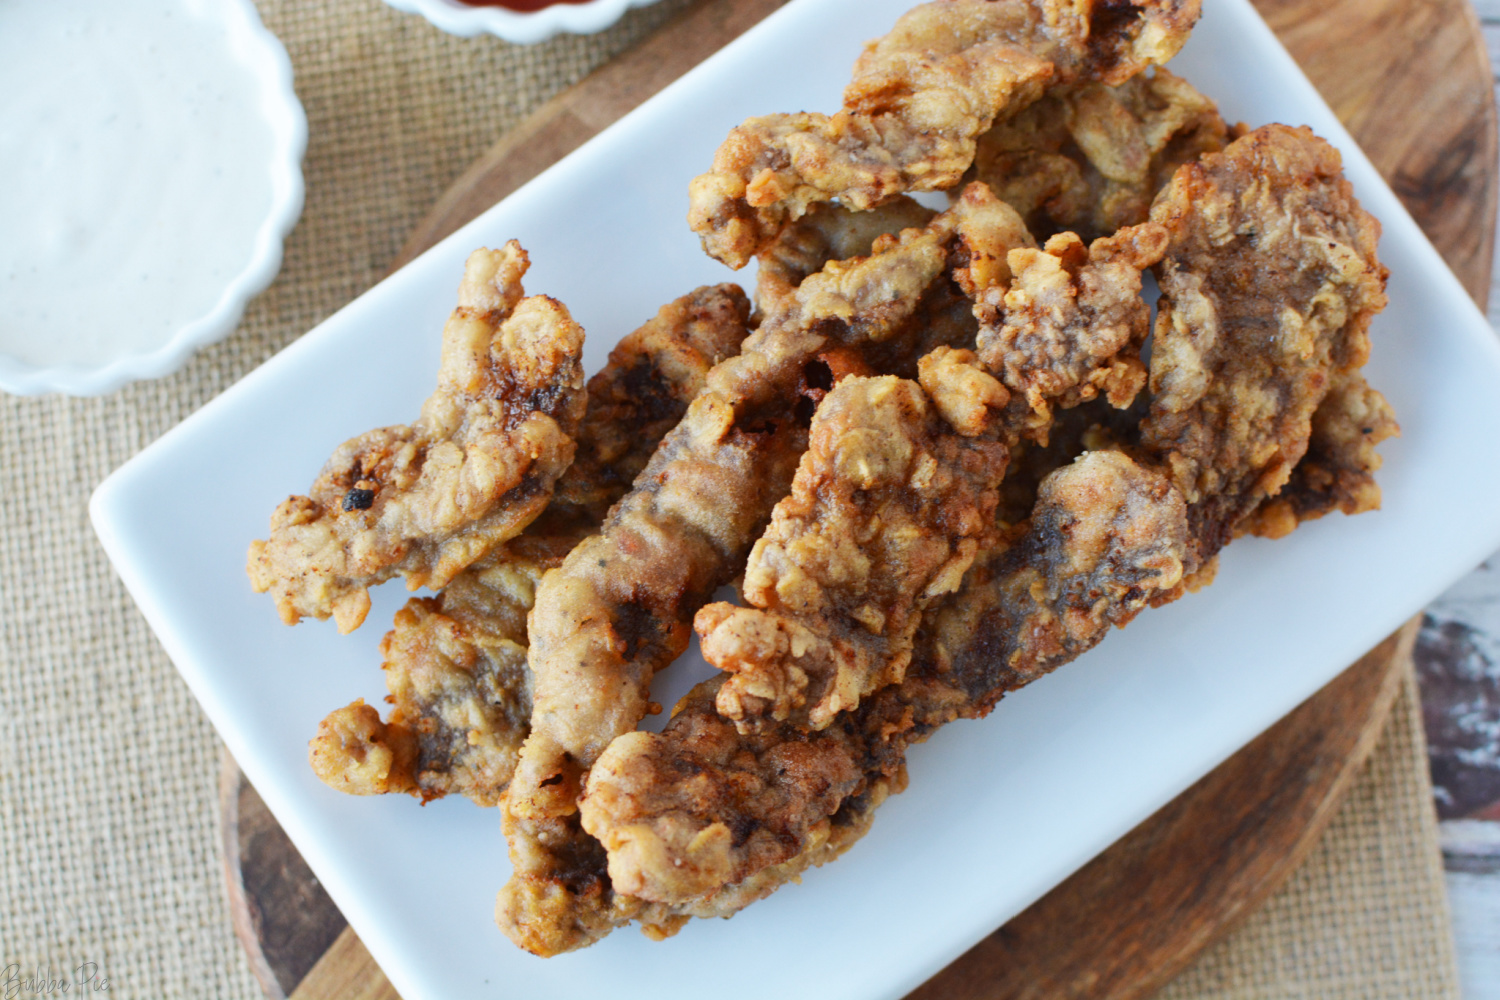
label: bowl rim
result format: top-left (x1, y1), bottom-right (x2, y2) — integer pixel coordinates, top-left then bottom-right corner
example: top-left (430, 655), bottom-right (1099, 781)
top-left (0, 0), bottom-right (307, 398)
top-left (381, 0), bottom-right (666, 43)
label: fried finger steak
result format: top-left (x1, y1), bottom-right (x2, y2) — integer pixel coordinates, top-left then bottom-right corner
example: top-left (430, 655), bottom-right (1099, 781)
top-left (1245, 369), bottom-right (1399, 538)
top-left (508, 191), bottom-right (1029, 817)
top-left (1140, 123), bottom-right (1390, 569)
top-left (967, 67), bottom-right (1227, 241)
top-left (754, 197), bottom-right (938, 317)
top-left (496, 188), bottom-right (1034, 957)
top-left (697, 349), bottom-right (1011, 734)
top-left (575, 124), bottom-right (1391, 937)
top-left (575, 238), bottom-right (1168, 909)
top-left (309, 536), bottom-right (570, 806)
top-left (582, 450), bottom-right (1187, 905)
top-left (247, 243), bottom-right (587, 634)
top-left (692, 217), bottom-right (1167, 734)
top-left (308, 286), bottom-right (752, 807)
top-left (543, 285), bottom-right (757, 533)
top-left (688, 0), bottom-right (1200, 268)
top-left (976, 220), bottom-right (1168, 441)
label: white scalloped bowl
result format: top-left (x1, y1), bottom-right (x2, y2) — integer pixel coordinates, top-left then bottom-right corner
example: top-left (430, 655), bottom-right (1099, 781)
top-left (0, 0), bottom-right (306, 397)
top-left (382, 0), bottom-right (665, 43)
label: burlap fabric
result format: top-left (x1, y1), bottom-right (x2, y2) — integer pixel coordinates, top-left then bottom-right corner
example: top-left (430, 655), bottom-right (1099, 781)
top-left (0, 1), bottom-right (1462, 997)
top-left (1155, 674), bottom-right (1461, 1000)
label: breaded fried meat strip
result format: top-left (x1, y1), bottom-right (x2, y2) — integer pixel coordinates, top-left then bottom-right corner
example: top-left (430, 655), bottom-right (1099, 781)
top-left (542, 285), bottom-right (755, 532)
top-left (575, 235), bottom-right (1173, 904)
top-left (583, 450), bottom-right (1188, 906)
top-left (1245, 369), bottom-right (1399, 538)
top-left (967, 67), bottom-right (1226, 241)
top-left (309, 536), bottom-right (570, 806)
top-left (697, 349), bottom-right (1010, 733)
top-left (1139, 124), bottom-right (1390, 566)
top-left (310, 285), bottom-right (753, 807)
top-left (248, 243), bottom-right (587, 633)
top-left (754, 197), bottom-right (937, 316)
top-left (689, 0), bottom-right (1200, 268)
top-left (509, 189), bottom-right (1028, 820)
top-left (976, 221), bottom-right (1168, 443)
top-left (497, 187), bottom-right (1034, 958)
top-left (575, 125), bottom-right (1393, 931)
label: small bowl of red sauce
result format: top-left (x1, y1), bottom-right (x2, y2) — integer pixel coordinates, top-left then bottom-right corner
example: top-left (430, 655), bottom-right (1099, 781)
top-left (383, 0), bottom-right (665, 43)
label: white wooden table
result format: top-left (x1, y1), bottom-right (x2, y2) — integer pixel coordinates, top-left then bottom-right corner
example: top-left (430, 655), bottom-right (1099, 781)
top-left (1431, 9), bottom-right (1500, 997)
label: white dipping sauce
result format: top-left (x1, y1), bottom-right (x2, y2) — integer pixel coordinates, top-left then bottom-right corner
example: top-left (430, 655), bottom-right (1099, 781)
top-left (0, 0), bottom-right (276, 369)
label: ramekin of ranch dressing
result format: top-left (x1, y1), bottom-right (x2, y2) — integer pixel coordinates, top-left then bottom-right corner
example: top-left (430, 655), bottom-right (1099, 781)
top-left (0, 0), bottom-right (305, 395)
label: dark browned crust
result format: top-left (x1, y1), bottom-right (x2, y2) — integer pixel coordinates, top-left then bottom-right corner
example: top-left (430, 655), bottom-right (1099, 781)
top-left (248, 244), bottom-right (587, 634)
top-left (1245, 370), bottom-right (1399, 537)
top-left (568, 125), bottom-right (1394, 945)
top-left (1140, 124), bottom-right (1389, 565)
top-left (498, 190), bottom-right (1035, 957)
top-left (967, 68), bottom-right (1227, 242)
top-left (308, 285), bottom-right (755, 806)
top-left (688, 0), bottom-right (1201, 268)
top-left (543, 285), bottom-right (754, 530)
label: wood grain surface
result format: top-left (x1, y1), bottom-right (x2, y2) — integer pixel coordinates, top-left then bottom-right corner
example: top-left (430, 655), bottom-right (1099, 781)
top-left (908, 622), bottom-right (1418, 1000)
top-left (221, 0), bottom-right (1499, 997)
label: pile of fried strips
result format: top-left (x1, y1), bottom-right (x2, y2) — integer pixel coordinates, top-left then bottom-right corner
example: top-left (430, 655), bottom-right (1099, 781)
top-left (248, 0), bottom-right (1397, 957)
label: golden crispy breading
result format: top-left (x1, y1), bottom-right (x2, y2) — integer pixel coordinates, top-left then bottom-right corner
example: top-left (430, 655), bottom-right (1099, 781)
top-left (872, 184), bottom-right (1037, 375)
top-left (578, 681), bottom-right (866, 905)
top-left (1245, 369), bottom-right (1400, 538)
top-left (696, 352), bottom-right (1010, 733)
top-left (508, 190), bottom-right (1027, 821)
top-left (688, 0), bottom-right (1199, 268)
top-left (976, 222), bottom-right (1168, 444)
top-left (248, 244), bottom-right (587, 633)
top-left (509, 413), bottom-right (807, 824)
top-left (752, 198), bottom-right (957, 414)
top-left (494, 779), bottom-right (892, 952)
top-left (310, 286), bottom-right (752, 806)
top-left (308, 701), bottom-right (418, 799)
top-left (581, 451), bottom-right (1187, 907)
top-left (1141, 124), bottom-right (1389, 563)
top-left (308, 537), bottom-right (568, 806)
top-left (567, 127), bottom-right (1395, 932)
top-left (968, 68), bottom-right (1226, 241)
top-left (495, 804), bottom-right (629, 955)
top-left (542, 285), bottom-right (753, 531)
top-left (754, 197), bottom-right (938, 316)
top-left (497, 189), bottom-right (1034, 957)
top-left (647, 771), bottom-right (897, 923)
top-left (996, 393), bottom-right (1147, 524)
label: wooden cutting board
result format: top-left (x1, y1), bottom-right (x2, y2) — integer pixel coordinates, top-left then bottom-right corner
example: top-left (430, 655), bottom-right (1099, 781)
top-left (219, 1), bottom-right (1498, 997)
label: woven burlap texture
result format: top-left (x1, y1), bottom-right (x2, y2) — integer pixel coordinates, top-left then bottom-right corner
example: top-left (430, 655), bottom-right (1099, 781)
top-left (0, 1), bottom-right (1462, 998)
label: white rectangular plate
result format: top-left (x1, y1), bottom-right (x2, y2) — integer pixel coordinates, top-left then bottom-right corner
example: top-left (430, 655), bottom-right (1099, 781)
top-left (91, 1), bottom-right (1500, 998)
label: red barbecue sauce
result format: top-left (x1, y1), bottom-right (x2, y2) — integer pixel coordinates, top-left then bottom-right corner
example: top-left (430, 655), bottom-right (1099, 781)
top-left (455, 0), bottom-right (595, 10)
